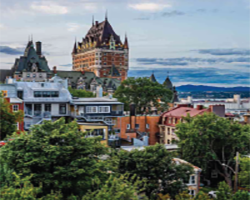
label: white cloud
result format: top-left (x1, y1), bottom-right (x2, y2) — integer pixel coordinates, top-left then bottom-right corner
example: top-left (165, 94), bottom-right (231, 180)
top-left (129, 3), bottom-right (172, 11)
top-left (30, 2), bottom-right (68, 15)
top-left (0, 24), bottom-right (6, 30)
top-left (67, 23), bottom-right (80, 32)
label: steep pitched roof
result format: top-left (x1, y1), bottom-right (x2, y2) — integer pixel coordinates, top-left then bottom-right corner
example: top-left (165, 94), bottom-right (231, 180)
top-left (124, 34), bottom-right (129, 49)
top-left (109, 65), bottom-right (120, 77)
top-left (14, 40), bottom-right (51, 73)
top-left (85, 19), bottom-right (121, 44)
top-left (0, 69), bottom-right (13, 83)
top-left (72, 41), bottom-right (77, 54)
top-left (149, 73), bottom-right (157, 83)
top-left (163, 76), bottom-right (173, 90)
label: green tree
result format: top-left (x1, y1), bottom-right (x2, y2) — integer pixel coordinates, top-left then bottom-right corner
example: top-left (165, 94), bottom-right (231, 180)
top-left (175, 191), bottom-right (192, 200)
top-left (0, 97), bottom-right (24, 140)
top-left (175, 113), bottom-right (250, 187)
top-left (68, 87), bottom-right (95, 97)
top-left (193, 192), bottom-right (210, 200)
top-left (1, 118), bottom-right (110, 198)
top-left (232, 190), bottom-right (249, 200)
top-left (237, 156), bottom-right (250, 189)
top-left (114, 77), bottom-right (172, 113)
top-left (116, 144), bottom-right (193, 199)
top-left (82, 174), bottom-right (148, 200)
top-left (216, 181), bottom-right (232, 200)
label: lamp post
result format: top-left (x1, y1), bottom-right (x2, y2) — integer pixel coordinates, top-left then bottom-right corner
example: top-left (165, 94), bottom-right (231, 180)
top-left (222, 152), bottom-right (239, 193)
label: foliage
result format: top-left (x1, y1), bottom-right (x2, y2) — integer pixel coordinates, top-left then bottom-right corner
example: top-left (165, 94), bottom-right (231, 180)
top-left (216, 181), bottom-right (232, 200)
top-left (193, 192), bottom-right (211, 200)
top-left (116, 144), bottom-right (193, 198)
top-left (1, 118), bottom-right (110, 198)
top-left (232, 190), bottom-right (249, 200)
top-left (114, 77), bottom-right (172, 113)
top-left (68, 87), bottom-right (95, 97)
top-left (82, 174), bottom-right (148, 200)
top-left (175, 113), bottom-right (250, 187)
top-left (175, 191), bottom-right (192, 200)
top-left (237, 156), bottom-right (250, 189)
top-left (0, 97), bottom-right (24, 140)
top-left (157, 193), bottom-right (170, 200)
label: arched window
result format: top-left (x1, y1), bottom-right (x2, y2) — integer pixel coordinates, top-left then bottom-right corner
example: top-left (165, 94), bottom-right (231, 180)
top-left (167, 140), bottom-right (170, 144)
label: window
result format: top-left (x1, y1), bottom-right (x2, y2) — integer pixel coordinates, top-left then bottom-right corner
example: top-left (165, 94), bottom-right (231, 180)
top-left (17, 91), bottom-right (23, 99)
top-left (34, 91), bottom-right (42, 97)
top-left (173, 118), bottom-right (175, 124)
top-left (27, 74), bottom-right (30, 78)
top-left (104, 62), bottom-right (106, 65)
top-left (189, 190), bottom-right (195, 196)
top-left (33, 74), bottom-right (36, 78)
top-left (39, 74), bottom-right (43, 78)
top-left (45, 104), bottom-right (51, 112)
top-left (167, 140), bottom-right (170, 144)
top-left (59, 104), bottom-right (66, 114)
top-left (168, 117), bottom-right (171, 124)
top-left (190, 175), bottom-right (195, 184)
top-left (51, 91), bottom-right (59, 97)
top-left (86, 106), bottom-right (98, 113)
top-left (168, 128), bottom-right (170, 135)
top-left (15, 123), bottom-right (19, 130)
top-left (34, 104), bottom-right (41, 117)
top-left (86, 129), bottom-right (105, 140)
top-left (12, 105), bottom-right (19, 112)
top-left (42, 91), bottom-right (51, 97)
top-left (146, 124), bottom-right (149, 129)
top-left (99, 106), bottom-right (110, 113)
top-left (135, 124), bottom-right (139, 129)
top-left (126, 124), bottom-right (130, 129)
top-left (120, 63), bottom-right (122, 66)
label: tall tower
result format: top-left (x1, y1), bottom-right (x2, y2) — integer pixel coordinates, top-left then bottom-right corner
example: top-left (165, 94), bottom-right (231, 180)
top-left (72, 15), bottom-right (129, 81)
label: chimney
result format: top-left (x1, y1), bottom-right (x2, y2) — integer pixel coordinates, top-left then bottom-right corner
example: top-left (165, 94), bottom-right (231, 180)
top-left (95, 21), bottom-right (98, 26)
top-left (196, 105), bottom-right (203, 110)
top-left (36, 41), bottom-right (42, 56)
top-left (53, 66), bottom-right (57, 74)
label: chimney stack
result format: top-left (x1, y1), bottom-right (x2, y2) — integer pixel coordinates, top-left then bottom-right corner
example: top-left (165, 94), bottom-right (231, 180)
top-left (36, 41), bottom-right (42, 56)
top-left (196, 105), bottom-right (203, 110)
top-left (53, 66), bottom-right (57, 74)
top-left (95, 21), bottom-right (98, 26)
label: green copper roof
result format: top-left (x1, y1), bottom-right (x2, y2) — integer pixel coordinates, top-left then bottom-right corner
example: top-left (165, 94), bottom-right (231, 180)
top-left (109, 65), bottom-right (121, 77)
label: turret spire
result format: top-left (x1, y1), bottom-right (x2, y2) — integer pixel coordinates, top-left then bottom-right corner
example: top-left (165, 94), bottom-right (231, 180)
top-left (124, 33), bottom-right (129, 49)
top-left (105, 10), bottom-right (108, 21)
top-left (92, 15), bottom-right (94, 26)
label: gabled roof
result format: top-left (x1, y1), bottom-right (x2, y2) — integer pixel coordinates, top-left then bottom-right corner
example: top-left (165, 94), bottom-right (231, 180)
top-left (13, 40), bottom-right (51, 73)
top-left (109, 65), bottom-right (120, 77)
top-left (161, 106), bottom-right (209, 118)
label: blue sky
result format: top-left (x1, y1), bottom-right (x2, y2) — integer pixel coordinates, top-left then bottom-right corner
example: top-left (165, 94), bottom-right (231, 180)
top-left (0, 0), bottom-right (249, 86)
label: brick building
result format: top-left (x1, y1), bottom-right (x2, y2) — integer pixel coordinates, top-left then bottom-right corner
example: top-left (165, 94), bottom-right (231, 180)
top-left (72, 15), bottom-right (129, 81)
top-left (158, 104), bottom-right (226, 144)
top-left (115, 115), bottom-right (161, 145)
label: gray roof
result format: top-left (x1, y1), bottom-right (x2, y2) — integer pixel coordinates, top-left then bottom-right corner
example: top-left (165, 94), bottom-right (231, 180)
top-left (0, 69), bottom-right (14, 83)
top-left (13, 41), bottom-right (51, 74)
top-left (0, 84), bottom-right (17, 98)
top-left (56, 70), bottom-right (121, 90)
top-left (16, 81), bottom-right (72, 103)
top-left (72, 96), bottom-right (123, 105)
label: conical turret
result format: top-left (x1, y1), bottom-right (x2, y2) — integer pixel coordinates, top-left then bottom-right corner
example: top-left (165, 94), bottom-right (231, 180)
top-left (124, 33), bottom-right (129, 49)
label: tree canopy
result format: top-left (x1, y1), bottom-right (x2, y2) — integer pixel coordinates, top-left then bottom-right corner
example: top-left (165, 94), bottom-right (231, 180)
top-left (68, 87), bottom-right (95, 98)
top-left (115, 144), bottom-right (193, 199)
top-left (0, 97), bottom-right (24, 140)
top-left (237, 156), bottom-right (250, 189)
top-left (114, 77), bottom-right (172, 113)
top-left (175, 112), bottom-right (250, 187)
top-left (1, 118), bottom-right (110, 198)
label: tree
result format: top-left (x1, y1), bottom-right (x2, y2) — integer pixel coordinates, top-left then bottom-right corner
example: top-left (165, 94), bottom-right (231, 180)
top-left (0, 97), bottom-right (24, 140)
top-left (1, 118), bottom-right (110, 198)
top-left (232, 190), bottom-right (249, 200)
top-left (116, 144), bottom-right (193, 199)
top-left (216, 181), bottom-right (232, 200)
top-left (237, 156), bottom-right (250, 189)
top-left (82, 174), bottom-right (148, 200)
top-left (114, 77), bottom-right (172, 113)
top-left (68, 87), bottom-right (95, 97)
top-left (175, 113), bottom-right (250, 188)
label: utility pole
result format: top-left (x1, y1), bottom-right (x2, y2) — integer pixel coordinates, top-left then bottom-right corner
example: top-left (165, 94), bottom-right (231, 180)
top-left (234, 152), bottom-right (239, 193)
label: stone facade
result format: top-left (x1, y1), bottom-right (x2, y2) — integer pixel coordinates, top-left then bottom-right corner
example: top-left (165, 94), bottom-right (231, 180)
top-left (72, 16), bottom-right (129, 81)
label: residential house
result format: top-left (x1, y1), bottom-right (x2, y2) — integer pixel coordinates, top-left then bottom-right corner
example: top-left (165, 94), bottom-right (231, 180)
top-left (158, 104), bottom-right (225, 144)
top-left (70, 91), bottom-right (124, 145)
top-left (0, 84), bottom-right (24, 132)
top-left (173, 158), bottom-right (202, 196)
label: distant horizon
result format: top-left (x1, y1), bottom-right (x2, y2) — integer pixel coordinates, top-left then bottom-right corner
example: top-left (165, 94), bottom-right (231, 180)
top-left (0, 0), bottom-right (249, 87)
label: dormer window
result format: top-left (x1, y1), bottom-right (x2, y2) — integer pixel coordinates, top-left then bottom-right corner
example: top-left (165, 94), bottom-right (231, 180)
top-left (33, 74), bottom-right (36, 78)
top-left (27, 74), bottom-right (30, 78)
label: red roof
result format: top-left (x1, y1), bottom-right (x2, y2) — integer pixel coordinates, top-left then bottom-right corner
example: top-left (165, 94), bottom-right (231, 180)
top-left (225, 113), bottom-right (235, 117)
top-left (162, 106), bottom-right (209, 118)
